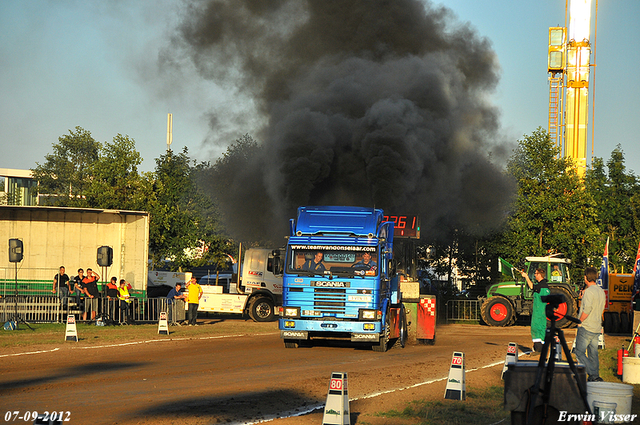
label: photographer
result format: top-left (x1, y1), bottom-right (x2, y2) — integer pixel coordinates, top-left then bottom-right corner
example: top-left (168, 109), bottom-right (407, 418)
top-left (575, 267), bottom-right (606, 382)
top-left (520, 268), bottom-right (550, 352)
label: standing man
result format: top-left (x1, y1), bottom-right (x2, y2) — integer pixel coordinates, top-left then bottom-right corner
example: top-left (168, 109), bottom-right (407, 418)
top-left (82, 268), bottom-right (100, 321)
top-left (186, 277), bottom-right (203, 326)
top-left (520, 268), bottom-right (550, 352)
top-left (52, 266), bottom-right (70, 309)
top-left (575, 266), bottom-right (606, 382)
top-left (166, 283), bottom-right (186, 325)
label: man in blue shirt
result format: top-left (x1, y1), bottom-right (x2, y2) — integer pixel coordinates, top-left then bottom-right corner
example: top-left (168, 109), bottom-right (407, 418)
top-left (302, 252), bottom-right (326, 272)
top-left (353, 252), bottom-right (377, 271)
top-left (166, 283), bottom-right (186, 325)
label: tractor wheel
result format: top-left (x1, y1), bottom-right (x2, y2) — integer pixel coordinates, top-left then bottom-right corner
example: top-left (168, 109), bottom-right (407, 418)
top-left (481, 296), bottom-right (514, 327)
top-left (547, 286), bottom-right (578, 329)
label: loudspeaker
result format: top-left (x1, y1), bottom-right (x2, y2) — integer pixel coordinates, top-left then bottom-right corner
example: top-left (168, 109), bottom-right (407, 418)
top-left (97, 246), bottom-right (113, 267)
top-left (9, 239), bottom-right (23, 263)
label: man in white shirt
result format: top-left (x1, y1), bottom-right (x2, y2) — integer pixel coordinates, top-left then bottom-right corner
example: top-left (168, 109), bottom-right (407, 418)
top-left (575, 267), bottom-right (606, 382)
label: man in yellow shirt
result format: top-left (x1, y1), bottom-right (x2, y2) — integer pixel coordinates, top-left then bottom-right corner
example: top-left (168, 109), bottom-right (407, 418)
top-left (186, 276), bottom-right (203, 326)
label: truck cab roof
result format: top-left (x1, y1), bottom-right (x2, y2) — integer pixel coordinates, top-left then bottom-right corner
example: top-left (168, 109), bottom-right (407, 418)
top-left (295, 206), bottom-right (384, 237)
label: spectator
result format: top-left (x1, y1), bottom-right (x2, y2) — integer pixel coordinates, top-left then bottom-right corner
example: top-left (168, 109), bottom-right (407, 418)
top-left (118, 279), bottom-right (134, 324)
top-left (105, 277), bottom-right (119, 321)
top-left (186, 276), bottom-right (203, 326)
top-left (520, 268), bottom-right (550, 352)
top-left (575, 267), bottom-right (607, 382)
top-left (52, 266), bottom-right (70, 309)
top-left (166, 283), bottom-right (186, 325)
top-left (82, 268), bottom-right (100, 321)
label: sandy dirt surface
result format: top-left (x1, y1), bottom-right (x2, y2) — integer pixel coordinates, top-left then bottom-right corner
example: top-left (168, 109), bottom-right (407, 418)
top-left (0, 322), bottom-right (564, 424)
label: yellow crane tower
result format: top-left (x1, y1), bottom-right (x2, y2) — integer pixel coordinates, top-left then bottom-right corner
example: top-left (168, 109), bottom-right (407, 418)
top-left (547, 0), bottom-right (594, 178)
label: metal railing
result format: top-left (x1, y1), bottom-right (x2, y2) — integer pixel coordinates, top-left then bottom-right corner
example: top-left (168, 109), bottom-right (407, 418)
top-left (0, 296), bottom-right (186, 324)
top-left (445, 299), bottom-right (481, 323)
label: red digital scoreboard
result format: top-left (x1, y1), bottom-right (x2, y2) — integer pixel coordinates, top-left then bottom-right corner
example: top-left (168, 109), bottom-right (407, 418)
top-left (383, 215), bottom-right (420, 239)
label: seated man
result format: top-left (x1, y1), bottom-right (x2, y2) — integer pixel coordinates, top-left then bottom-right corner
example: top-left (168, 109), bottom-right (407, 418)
top-left (353, 252), bottom-right (377, 271)
top-left (302, 252), bottom-right (326, 272)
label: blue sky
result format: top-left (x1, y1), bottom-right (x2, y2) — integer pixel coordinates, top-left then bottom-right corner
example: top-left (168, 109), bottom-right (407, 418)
top-left (1, 0), bottom-right (638, 174)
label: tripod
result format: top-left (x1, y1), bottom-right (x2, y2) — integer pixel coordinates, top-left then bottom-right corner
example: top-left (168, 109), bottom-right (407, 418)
top-left (526, 295), bottom-right (589, 425)
top-left (8, 262), bottom-right (33, 330)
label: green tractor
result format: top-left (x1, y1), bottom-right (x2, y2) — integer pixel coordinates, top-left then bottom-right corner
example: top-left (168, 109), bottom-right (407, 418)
top-left (479, 255), bottom-right (581, 329)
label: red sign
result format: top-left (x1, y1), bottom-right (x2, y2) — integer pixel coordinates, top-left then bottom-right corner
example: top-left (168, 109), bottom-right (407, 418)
top-left (383, 215), bottom-right (420, 239)
top-left (330, 378), bottom-right (343, 390)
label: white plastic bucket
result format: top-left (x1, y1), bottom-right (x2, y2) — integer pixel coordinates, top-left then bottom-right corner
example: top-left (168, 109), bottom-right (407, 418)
top-left (586, 381), bottom-right (633, 424)
top-left (593, 401), bottom-right (618, 424)
top-left (622, 356), bottom-right (640, 384)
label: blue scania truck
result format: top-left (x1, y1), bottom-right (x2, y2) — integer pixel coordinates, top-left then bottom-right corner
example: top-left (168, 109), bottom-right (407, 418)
top-left (279, 206), bottom-right (407, 352)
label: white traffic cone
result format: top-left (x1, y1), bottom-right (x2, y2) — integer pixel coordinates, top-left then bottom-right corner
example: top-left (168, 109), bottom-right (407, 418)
top-left (65, 314), bottom-right (78, 342)
top-left (501, 342), bottom-right (518, 379)
top-left (444, 352), bottom-right (466, 400)
top-left (158, 311), bottom-right (169, 335)
top-left (322, 372), bottom-right (350, 425)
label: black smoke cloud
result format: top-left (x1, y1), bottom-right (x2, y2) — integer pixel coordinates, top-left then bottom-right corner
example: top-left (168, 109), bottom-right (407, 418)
top-left (168, 0), bottom-right (515, 243)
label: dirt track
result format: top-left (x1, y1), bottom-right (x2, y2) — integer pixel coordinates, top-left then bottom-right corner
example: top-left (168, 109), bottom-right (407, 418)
top-left (0, 322), bottom-right (541, 424)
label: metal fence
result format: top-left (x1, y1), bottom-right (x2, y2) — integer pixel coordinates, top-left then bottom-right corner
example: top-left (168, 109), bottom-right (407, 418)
top-left (445, 299), bottom-right (481, 323)
top-left (0, 296), bottom-right (186, 324)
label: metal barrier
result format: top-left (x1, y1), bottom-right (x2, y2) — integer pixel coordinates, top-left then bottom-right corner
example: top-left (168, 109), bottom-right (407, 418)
top-left (0, 296), bottom-right (187, 324)
top-left (445, 299), bottom-right (481, 323)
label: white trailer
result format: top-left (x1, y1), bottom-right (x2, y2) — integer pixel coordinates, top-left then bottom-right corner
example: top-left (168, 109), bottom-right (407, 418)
top-left (192, 248), bottom-right (283, 321)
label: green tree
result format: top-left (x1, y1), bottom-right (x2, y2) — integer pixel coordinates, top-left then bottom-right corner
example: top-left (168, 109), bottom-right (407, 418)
top-left (148, 148), bottom-right (231, 270)
top-left (497, 128), bottom-right (600, 278)
top-left (585, 146), bottom-right (640, 272)
top-left (32, 126), bottom-right (101, 206)
top-left (85, 134), bottom-right (152, 211)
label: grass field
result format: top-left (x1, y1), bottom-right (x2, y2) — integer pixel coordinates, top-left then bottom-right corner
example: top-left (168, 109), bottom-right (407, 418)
top-left (369, 339), bottom-right (640, 425)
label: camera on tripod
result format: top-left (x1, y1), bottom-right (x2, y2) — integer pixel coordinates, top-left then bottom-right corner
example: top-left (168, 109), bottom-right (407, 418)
top-left (540, 293), bottom-right (565, 307)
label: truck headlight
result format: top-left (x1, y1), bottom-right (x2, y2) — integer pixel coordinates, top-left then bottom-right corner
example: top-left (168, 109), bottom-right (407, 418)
top-left (359, 309), bottom-right (377, 321)
top-left (283, 307), bottom-right (300, 318)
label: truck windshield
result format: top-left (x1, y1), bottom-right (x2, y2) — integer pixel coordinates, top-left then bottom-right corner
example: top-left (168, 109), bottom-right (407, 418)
top-left (287, 246), bottom-right (379, 277)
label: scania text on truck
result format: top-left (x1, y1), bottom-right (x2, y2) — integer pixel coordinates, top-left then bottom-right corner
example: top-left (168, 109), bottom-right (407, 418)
top-left (279, 206), bottom-right (408, 352)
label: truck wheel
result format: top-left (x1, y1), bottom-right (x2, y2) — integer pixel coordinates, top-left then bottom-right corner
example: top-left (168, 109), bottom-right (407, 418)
top-left (284, 339), bottom-right (299, 348)
top-left (373, 314), bottom-right (390, 352)
top-left (248, 297), bottom-right (275, 322)
top-left (399, 307), bottom-right (408, 348)
top-left (548, 286), bottom-right (577, 329)
top-left (603, 312), bottom-right (613, 334)
top-left (480, 296), bottom-right (514, 327)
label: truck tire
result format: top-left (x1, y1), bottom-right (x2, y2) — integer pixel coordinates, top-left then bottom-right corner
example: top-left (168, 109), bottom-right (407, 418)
top-left (248, 297), bottom-right (275, 322)
top-left (373, 314), bottom-right (391, 352)
top-left (399, 307), bottom-right (408, 348)
top-left (548, 286), bottom-right (577, 329)
top-left (603, 312), bottom-right (613, 334)
top-left (611, 312), bottom-right (621, 334)
top-left (620, 312), bottom-right (631, 334)
top-left (480, 296), bottom-right (514, 327)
